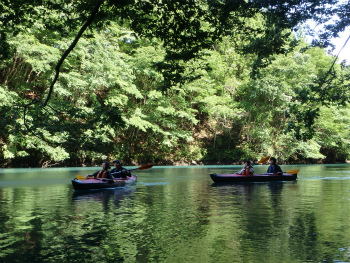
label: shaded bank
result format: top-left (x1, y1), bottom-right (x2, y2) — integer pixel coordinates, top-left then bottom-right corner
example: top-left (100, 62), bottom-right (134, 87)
top-left (0, 155), bottom-right (340, 168)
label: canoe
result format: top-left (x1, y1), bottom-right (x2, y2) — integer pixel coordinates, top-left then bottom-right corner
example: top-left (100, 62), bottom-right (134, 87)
top-left (71, 175), bottom-right (137, 190)
top-left (210, 172), bottom-right (297, 183)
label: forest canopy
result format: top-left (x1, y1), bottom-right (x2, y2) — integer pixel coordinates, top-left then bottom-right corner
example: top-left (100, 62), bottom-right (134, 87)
top-left (0, 0), bottom-right (350, 167)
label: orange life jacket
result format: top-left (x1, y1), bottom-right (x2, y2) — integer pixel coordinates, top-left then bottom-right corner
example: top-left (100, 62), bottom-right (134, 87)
top-left (96, 170), bottom-right (109, 179)
top-left (243, 168), bottom-right (253, 175)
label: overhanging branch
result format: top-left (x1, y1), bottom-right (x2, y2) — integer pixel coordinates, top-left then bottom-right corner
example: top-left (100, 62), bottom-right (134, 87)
top-left (43, 0), bottom-right (104, 107)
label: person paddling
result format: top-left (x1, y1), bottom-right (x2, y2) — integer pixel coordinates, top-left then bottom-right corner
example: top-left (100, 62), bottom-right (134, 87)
top-left (267, 157), bottom-right (283, 174)
top-left (110, 160), bottom-right (131, 178)
top-left (238, 160), bottom-right (254, 175)
top-left (86, 162), bottom-right (113, 179)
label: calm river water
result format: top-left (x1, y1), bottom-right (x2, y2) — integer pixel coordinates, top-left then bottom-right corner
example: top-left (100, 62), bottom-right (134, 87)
top-left (1, 164), bottom-right (350, 263)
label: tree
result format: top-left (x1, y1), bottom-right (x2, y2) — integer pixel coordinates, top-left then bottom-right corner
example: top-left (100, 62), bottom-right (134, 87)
top-left (1, 0), bottom-right (350, 166)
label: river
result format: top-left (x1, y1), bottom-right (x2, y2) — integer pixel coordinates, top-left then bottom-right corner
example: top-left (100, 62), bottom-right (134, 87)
top-left (0, 164), bottom-right (350, 263)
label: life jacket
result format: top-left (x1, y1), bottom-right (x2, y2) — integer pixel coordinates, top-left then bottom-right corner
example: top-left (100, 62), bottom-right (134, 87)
top-left (243, 168), bottom-right (253, 175)
top-left (96, 170), bottom-right (109, 179)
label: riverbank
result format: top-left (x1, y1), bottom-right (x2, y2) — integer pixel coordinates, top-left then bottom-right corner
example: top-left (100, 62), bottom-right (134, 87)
top-left (1, 156), bottom-right (344, 168)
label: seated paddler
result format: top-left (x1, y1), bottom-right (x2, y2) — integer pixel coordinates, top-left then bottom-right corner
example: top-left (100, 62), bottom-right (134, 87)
top-left (238, 160), bottom-right (254, 175)
top-left (86, 161), bottom-right (113, 179)
top-left (110, 160), bottom-right (131, 178)
top-left (267, 157), bottom-right (283, 174)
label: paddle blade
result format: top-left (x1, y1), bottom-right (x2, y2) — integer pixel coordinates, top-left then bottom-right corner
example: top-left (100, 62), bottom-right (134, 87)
top-left (286, 169), bottom-right (299, 174)
top-left (76, 175), bottom-right (86, 180)
top-left (257, 156), bottom-right (270, 164)
top-left (137, 164), bottom-right (154, 170)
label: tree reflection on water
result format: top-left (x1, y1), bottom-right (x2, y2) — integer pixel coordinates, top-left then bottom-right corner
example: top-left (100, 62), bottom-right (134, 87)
top-left (1, 166), bottom-right (350, 262)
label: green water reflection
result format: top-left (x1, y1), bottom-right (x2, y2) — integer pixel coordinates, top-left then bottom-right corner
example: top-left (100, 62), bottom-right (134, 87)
top-left (0, 165), bottom-right (350, 262)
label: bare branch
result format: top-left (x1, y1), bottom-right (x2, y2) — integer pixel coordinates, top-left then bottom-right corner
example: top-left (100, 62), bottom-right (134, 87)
top-left (43, 0), bottom-right (104, 107)
top-left (20, 0), bottom-right (104, 141)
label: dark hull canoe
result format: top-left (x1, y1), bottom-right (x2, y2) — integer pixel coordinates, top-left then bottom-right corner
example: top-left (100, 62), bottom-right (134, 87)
top-left (210, 173), bottom-right (297, 183)
top-left (72, 175), bottom-right (137, 190)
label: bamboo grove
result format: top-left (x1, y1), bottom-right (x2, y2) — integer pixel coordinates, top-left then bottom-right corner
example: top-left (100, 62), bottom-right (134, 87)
top-left (1, 0), bottom-right (350, 167)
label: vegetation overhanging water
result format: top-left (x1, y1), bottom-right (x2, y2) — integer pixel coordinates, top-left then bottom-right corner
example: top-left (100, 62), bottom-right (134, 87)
top-left (2, 2), bottom-right (350, 168)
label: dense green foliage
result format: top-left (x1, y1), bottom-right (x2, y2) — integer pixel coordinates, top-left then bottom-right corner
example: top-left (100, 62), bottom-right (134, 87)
top-left (1, 0), bottom-right (350, 167)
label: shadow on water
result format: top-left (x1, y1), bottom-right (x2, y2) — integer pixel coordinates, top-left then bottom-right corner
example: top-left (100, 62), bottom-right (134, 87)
top-left (72, 186), bottom-right (137, 208)
top-left (210, 181), bottom-right (298, 203)
top-left (72, 187), bottom-right (134, 198)
top-left (211, 181), bottom-right (297, 189)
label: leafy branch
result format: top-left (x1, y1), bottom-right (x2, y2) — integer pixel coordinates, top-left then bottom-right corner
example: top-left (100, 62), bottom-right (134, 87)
top-left (21, 0), bottom-right (104, 138)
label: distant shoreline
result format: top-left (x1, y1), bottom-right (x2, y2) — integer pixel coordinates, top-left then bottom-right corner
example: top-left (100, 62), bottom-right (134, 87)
top-left (2, 159), bottom-right (349, 169)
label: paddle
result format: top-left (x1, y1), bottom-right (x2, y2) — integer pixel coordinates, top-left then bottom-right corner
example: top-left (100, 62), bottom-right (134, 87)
top-left (128, 163), bottom-right (153, 171)
top-left (255, 157), bottom-right (299, 174)
top-left (254, 156), bottom-right (299, 174)
top-left (285, 169), bottom-right (299, 174)
top-left (257, 156), bottom-right (270, 164)
top-left (76, 175), bottom-right (89, 180)
top-left (237, 156), bottom-right (269, 174)
top-left (76, 163), bottom-right (154, 180)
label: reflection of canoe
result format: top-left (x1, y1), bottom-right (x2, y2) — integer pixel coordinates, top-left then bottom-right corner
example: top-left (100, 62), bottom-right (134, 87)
top-left (72, 175), bottom-right (137, 190)
top-left (210, 173), bottom-right (297, 183)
